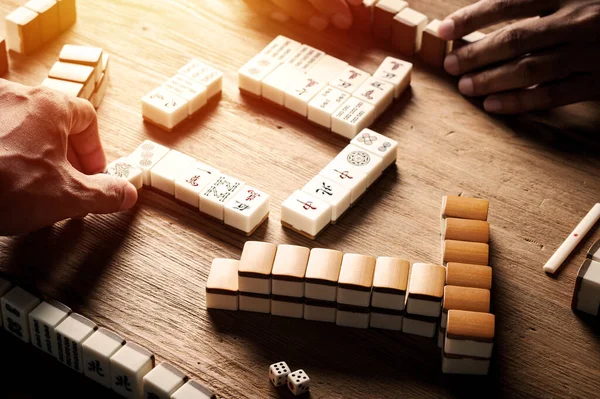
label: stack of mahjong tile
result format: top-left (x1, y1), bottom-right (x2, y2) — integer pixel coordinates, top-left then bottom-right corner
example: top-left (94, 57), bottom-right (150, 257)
top-left (141, 60), bottom-right (223, 132)
top-left (238, 35), bottom-right (412, 139)
top-left (350, 0), bottom-right (486, 68)
top-left (572, 239), bottom-right (600, 317)
top-left (0, 277), bottom-right (217, 398)
top-left (439, 195), bottom-right (495, 375)
top-left (104, 140), bottom-right (270, 236)
top-left (206, 241), bottom-right (415, 332)
top-left (4, 0), bottom-right (76, 55)
top-left (281, 128), bottom-right (397, 239)
top-left (41, 44), bottom-right (109, 109)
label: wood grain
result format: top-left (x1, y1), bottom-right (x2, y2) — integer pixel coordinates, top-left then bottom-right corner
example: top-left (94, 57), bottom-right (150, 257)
top-left (1, 0), bottom-right (600, 398)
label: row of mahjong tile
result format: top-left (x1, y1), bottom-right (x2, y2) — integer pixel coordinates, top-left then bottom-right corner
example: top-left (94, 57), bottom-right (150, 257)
top-left (281, 129), bottom-right (398, 239)
top-left (105, 140), bottom-right (270, 236)
top-left (572, 240), bottom-right (600, 317)
top-left (0, 279), bottom-right (216, 399)
top-left (41, 44), bottom-right (109, 109)
top-left (238, 35), bottom-right (412, 139)
top-left (4, 0), bottom-right (76, 55)
top-left (438, 195), bottom-right (495, 375)
top-left (141, 60), bottom-right (223, 131)
top-left (206, 242), bottom-right (496, 375)
top-left (352, 0), bottom-right (486, 67)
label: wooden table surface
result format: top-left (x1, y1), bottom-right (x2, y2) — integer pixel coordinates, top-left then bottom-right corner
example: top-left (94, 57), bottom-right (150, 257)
top-left (1, 0), bottom-right (599, 398)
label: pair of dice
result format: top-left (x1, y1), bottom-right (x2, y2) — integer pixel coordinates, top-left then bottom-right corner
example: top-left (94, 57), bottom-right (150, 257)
top-left (269, 361), bottom-right (310, 396)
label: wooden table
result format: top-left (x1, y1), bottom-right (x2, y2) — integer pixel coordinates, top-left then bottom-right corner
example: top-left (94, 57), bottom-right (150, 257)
top-left (1, 0), bottom-right (599, 398)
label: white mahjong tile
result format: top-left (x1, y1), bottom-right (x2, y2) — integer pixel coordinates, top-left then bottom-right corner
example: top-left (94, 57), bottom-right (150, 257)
top-left (271, 299), bottom-right (304, 319)
top-left (238, 54), bottom-right (281, 96)
top-left (91, 72), bottom-right (108, 109)
top-left (239, 295), bottom-right (270, 313)
top-left (82, 328), bottom-right (125, 388)
top-left (350, 128), bottom-right (398, 169)
top-left (442, 355), bottom-right (490, 375)
top-left (373, 56), bottom-right (412, 98)
top-left (259, 35), bottom-right (302, 62)
top-left (162, 74), bottom-right (208, 116)
top-left (307, 86), bottom-right (351, 129)
top-left (150, 150), bottom-right (196, 196)
top-left (178, 60), bottom-right (223, 98)
top-left (301, 176), bottom-right (351, 222)
top-left (261, 63), bottom-right (305, 106)
top-left (578, 260), bottom-right (600, 316)
top-left (54, 313), bottom-right (97, 373)
top-left (370, 312), bottom-right (403, 331)
top-left (1, 286), bottom-right (40, 343)
top-left (330, 66), bottom-right (370, 94)
top-left (128, 140), bottom-right (170, 185)
top-left (224, 185), bottom-right (270, 234)
top-left (285, 44), bottom-right (325, 72)
top-left (171, 380), bottom-right (216, 399)
top-left (333, 144), bottom-right (384, 186)
top-left (141, 86), bottom-right (189, 130)
top-left (174, 161), bottom-right (220, 208)
top-left (353, 77), bottom-right (394, 117)
top-left (199, 174), bottom-right (244, 220)
top-left (319, 160), bottom-right (368, 204)
top-left (28, 300), bottom-right (71, 357)
top-left (48, 61), bottom-right (95, 100)
top-left (336, 309), bottom-right (370, 329)
top-left (284, 76), bottom-right (325, 116)
top-left (331, 97), bottom-right (375, 139)
top-left (143, 362), bottom-right (187, 399)
top-left (0, 278), bottom-right (12, 328)
top-left (104, 157), bottom-right (143, 190)
top-left (304, 303), bottom-right (336, 322)
top-left (308, 54), bottom-right (348, 82)
top-left (281, 190), bottom-right (332, 238)
top-left (110, 343), bottom-right (154, 399)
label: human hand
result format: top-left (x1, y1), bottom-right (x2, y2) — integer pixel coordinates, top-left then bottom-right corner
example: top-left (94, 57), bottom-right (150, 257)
top-left (438, 0), bottom-right (600, 114)
top-left (0, 79), bottom-right (137, 236)
top-left (244, 0), bottom-right (363, 30)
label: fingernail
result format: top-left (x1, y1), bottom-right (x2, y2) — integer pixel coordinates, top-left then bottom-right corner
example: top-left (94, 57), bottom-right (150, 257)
top-left (271, 11), bottom-right (289, 23)
top-left (119, 183), bottom-right (138, 211)
top-left (309, 16), bottom-right (328, 31)
top-left (458, 77), bottom-right (474, 95)
top-left (444, 54), bottom-right (460, 75)
top-left (438, 19), bottom-right (455, 39)
top-left (332, 13), bottom-right (352, 30)
top-left (484, 97), bottom-right (503, 113)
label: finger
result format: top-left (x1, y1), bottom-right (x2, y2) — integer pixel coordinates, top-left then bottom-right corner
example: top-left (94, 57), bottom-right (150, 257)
top-left (308, 0), bottom-right (352, 30)
top-left (483, 71), bottom-right (600, 114)
top-left (67, 97), bottom-right (106, 175)
top-left (67, 144), bottom-right (83, 171)
top-left (68, 170), bottom-right (138, 215)
top-left (444, 15), bottom-right (572, 76)
top-left (271, 0), bottom-right (329, 30)
top-left (438, 0), bottom-right (560, 40)
top-left (458, 45), bottom-right (600, 97)
top-left (243, 0), bottom-right (290, 23)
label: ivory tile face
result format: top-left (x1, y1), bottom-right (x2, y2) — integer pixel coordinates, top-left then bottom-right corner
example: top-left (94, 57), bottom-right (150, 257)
top-left (59, 44), bottom-right (103, 83)
top-left (238, 53), bottom-right (280, 96)
top-left (1, 286), bottom-right (40, 343)
top-left (105, 157), bottom-right (143, 190)
top-left (260, 35), bottom-right (302, 63)
top-left (308, 55), bottom-right (348, 82)
top-left (271, 297), bottom-right (304, 318)
top-left (319, 160), bottom-right (368, 204)
top-left (178, 60), bottom-right (222, 99)
top-left (330, 66), bottom-right (370, 94)
top-left (171, 380), bottom-right (216, 399)
top-left (307, 86), bottom-right (350, 129)
top-left (110, 343), bottom-right (155, 398)
top-left (353, 77), bottom-right (394, 118)
top-left (285, 44), bottom-right (325, 72)
top-left (302, 175), bottom-right (351, 222)
top-left (28, 300), bottom-right (71, 357)
top-left (369, 310), bottom-right (404, 331)
top-left (336, 306), bottom-right (370, 329)
top-left (199, 174), bottom-right (244, 220)
top-left (262, 63), bottom-right (305, 106)
top-left (54, 314), bottom-right (98, 373)
top-left (5, 7), bottom-right (41, 54)
top-left (284, 76), bottom-right (326, 116)
top-left (392, 8), bottom-right (428, 55)
top-left (143, 362), bottom-right (187, 399)
top-left (224, 185), bottom-right (270, 234)
top-left (373, 56), bottom-right (413, 98)
top-left (174, 161), bottom-right (220, 208)
top-left (206, 259), bottom-right (239, 311)
top-left (48, 61), bottom-right (95, 99)
top-left (162, 74), bottom-right (208, 116)
top-left (239, 294), bottom-right (271, 313)
top-left (573, 259), bottom-right (600, 316)
top-left (331, 97), bottom-right (376, 139)
top-left (304, 301), bottom-right (336, 322)
top-left (141, 86), bottom-right (189, 131)
top-left (281, 190), bottom-right (332, 238)
top-left (82, 328), bottom-right (126, 388)
top-left (127, 140), bottom-right (170, 186)
top-left (91, 72), bottom-right (108, 108)
top-left (41, 77), bottom-right (84, 98)
top-left (333, 144), bottom-right (384, 186)
top-left (350, 128), bottom-right (398, 170)
top-left (150, 150), bottom-right (196, 196)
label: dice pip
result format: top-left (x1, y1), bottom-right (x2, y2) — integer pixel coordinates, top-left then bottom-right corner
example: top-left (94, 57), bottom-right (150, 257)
top-left (269, 361), bottom-right (290, 387)
top-left (287, 369), bottom-right (310, 396)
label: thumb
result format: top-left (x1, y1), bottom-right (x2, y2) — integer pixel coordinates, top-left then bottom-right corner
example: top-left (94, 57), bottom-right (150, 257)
top-left (70, 171), bottom-right (138, 215)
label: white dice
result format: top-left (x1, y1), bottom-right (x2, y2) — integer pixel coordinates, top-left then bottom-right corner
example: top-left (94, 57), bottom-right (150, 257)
top-left (287, 369), bottom-right (310, 395)
top-left (269, 361), bottom-right (291, 387)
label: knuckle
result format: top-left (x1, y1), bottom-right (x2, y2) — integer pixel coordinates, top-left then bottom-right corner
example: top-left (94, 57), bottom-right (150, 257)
top-left (515, 57), bottom-right (538, 82)
top-left (500, 27), bottom-right (526, 55)
top-left (472, 73), bottom-right (490, 95)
